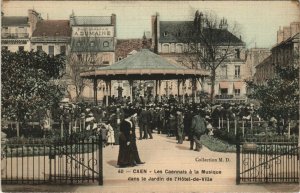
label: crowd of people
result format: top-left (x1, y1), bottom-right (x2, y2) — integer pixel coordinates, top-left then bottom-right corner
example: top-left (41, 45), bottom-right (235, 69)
top-left (2, 96), bottom-right (298, 168)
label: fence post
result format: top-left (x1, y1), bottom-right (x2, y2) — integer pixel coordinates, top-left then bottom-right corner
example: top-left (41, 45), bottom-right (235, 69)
top-left (242, 121), bottom-right (245, 137)
top-left (74, 119), bottom-right (77, 132)
top-left (218, 117), bottom-right (221, 129)
top-left (221, 117), bottom-right (224, 129)
top-left (288, 121), bottom-right (291, 139)
top-left (236, 128), bottom-right (240, 185)
top-left (79, 119), bottom-right (82, 132)
top-left (227, 119), bottom-right (229, 133)
top-left (98, 134), bottom-right (103, 185)
top-left (69, 122), bottom-right (71, 135)
top-left (234, 119), bottom-right (237, 135)
top-left (83, 118), bottom-right (86, 131)
top-left (16, 121), bottom-right (20, 138)
top-left (250, 116), bottom-right (253, 131)
top-left (61, 120), bottom-right (64, 139)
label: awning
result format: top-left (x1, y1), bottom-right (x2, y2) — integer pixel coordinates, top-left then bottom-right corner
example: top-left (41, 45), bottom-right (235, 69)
top-left (219, 82), bottom-right (228, 89)
top-left (233, 82), bottom-right (243, 89)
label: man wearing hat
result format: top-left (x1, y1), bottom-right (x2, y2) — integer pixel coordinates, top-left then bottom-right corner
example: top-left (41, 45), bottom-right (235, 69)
top-left (139, 105), bottom-right (153, 139)
top-left (190, 110), bottom-right (206, 151)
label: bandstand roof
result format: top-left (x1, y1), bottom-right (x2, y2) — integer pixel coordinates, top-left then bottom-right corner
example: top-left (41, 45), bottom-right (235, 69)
top-left (80, 49), bottom-right (209, 80)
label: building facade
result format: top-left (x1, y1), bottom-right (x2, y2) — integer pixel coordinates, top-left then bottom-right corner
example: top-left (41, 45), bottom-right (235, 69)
top-left (69, 13), bottom-right (117, 101)
top-left (151, 13), bottom-right (247, 102)
top-left (1, 9), bottom-right (42, 52)
top-left (31, 20), bottom-right (71, 56)
top-left (255, 22), bottom-right (300, 85)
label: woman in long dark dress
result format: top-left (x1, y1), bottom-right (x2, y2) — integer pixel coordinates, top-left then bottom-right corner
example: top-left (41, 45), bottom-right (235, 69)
top-left (129, 113), bottom-right (144, 165)
top-left (117, 110), bottom-right (145, 167)
top-left (117, 112), bottom-right (134, 167)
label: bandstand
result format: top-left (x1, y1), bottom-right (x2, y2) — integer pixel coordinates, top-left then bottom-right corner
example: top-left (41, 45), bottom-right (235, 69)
top-left (80, 49), bottom-right (209, 105)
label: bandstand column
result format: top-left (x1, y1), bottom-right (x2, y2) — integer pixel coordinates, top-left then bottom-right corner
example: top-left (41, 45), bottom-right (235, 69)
top-left (105, 80), bottom-right (109, 106)
top-left (182, 79), bottom-right (186, 104)
top-left (194, 78), bottom-right (197, 103)
top-left (177, 79), bottom-right (180, 102)
top-left (155, 80), bottom-right (158, 96)
top-left (158, 80), bottom-right (162, 103)
top-left (129, 80), bottom-right (133, 103)
top-left (109, 80), bottom-right (112, 98)
top-left (93, 78), bottom-right (98, 106)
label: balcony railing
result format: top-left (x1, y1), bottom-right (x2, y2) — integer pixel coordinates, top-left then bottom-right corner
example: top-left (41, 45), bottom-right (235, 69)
top-left (214, 94), bottom-right (247, 103)
top-left (31, 36), bottom-right (71, 43)
top-left (1, 33), bottom-right (29, 39)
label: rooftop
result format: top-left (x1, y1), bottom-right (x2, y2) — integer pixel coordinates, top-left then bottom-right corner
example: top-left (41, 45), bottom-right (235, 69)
top-left (81, 49), bottom-right (209, 80)
top-left (101, 49), bottom-right (186, 71)
top-left (159, 21), bottom-right (244, 45)
top-left (116, 38), bottom-right (152, 59)
top-left (70, 16), bottom-right (112, 26)
top-left (2, 16), bottom-right (29, 27)
top-left (32, 20), bottom-right (71, 37)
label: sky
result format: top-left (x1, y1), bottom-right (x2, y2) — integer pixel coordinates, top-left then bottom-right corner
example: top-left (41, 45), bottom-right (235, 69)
top-left (2, 1), bottom-right (300, 48)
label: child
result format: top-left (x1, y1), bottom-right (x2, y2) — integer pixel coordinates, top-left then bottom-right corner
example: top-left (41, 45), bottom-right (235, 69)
top-left (106, 121), bottom-right (115, 147)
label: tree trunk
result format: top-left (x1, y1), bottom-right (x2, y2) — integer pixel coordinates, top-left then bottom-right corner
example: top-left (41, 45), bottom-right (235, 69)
top-left (210, 69), bottom-right (216, 102)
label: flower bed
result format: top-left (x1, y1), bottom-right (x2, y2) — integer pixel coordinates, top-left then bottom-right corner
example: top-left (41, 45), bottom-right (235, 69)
top-left (200, 135), bottom-right (236, 153)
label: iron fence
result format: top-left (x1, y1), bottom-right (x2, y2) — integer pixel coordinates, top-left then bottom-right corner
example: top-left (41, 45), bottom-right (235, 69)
top-left (1, 135), bottom-right (103, 185)
top-left (236, 141), bottom-right (299, 184)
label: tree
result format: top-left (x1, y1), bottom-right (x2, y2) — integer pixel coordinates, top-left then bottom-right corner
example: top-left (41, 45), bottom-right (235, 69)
top-left (184, 11), bottom-right (244, 101)
top-left (1, 50), bottom-right (66, 123)
top-left (66, 30), bottom-right (106, 101)
top-left (246, 58), bottom-right (299, 120)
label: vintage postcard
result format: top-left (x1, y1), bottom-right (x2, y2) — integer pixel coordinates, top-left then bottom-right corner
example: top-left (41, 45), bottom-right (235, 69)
top-left (1, 0), bottom-right (299, 193)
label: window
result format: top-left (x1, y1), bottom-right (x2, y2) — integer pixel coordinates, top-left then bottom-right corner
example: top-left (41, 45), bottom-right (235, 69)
top-left (77, 54), bottom-right (82, 61)
top-left (90, 42), bottom-right (95, 47)
top-left (48, 46), bottom-right (54, 56)
top-left (176, 44), bottom-right (183, 53)
top-left (221, 65), bottom-right (228, 79)
top-left (118, 56), bottom-right (123, 61)
top-left (18, 27), bottom-right (26, 37)
top-left (2, 27), bottom-right (8, 32)
top-left (234, 89), bottom-right (240, 96)
top-left (76, 42), bottom-right (81, 47)
top-left (163, 31), bottom-right (168, 36)
top-left (37, 46), bottom-right (43, 52)
top-left (103, 41), bottom-right (109, 47)
top-left (162, 44), bottom-right (170, 53)
top-left (235, 49), bottom-right (240, 59)
top-left (60, 46), bottom-right (66, 55)
top-left (234, 65), bottom-right (240, 78)
top-left (18, 46), bottom-right (24, 51)
top-left (220, 88), bottom-right (228, 95)
top-left (102, 54), bottom-right (110, 65)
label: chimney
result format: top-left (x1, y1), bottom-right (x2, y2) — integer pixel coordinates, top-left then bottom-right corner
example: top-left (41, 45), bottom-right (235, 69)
top-left (111, 13), bottom-right (116, 37)
top-left (151, 14), bottom-right (157, 52)
top-left (152, 13), bottom-right (159, 53)
top-left (28, 9), bottom-right (42, 36)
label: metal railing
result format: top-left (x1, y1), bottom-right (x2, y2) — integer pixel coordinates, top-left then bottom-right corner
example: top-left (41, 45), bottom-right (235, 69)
top-left (1, 133), bottom-right (103, 185)
top-left (1, 33), bottom-right (29, 39)
top-left (236, 141), bottom-right (299, 184)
